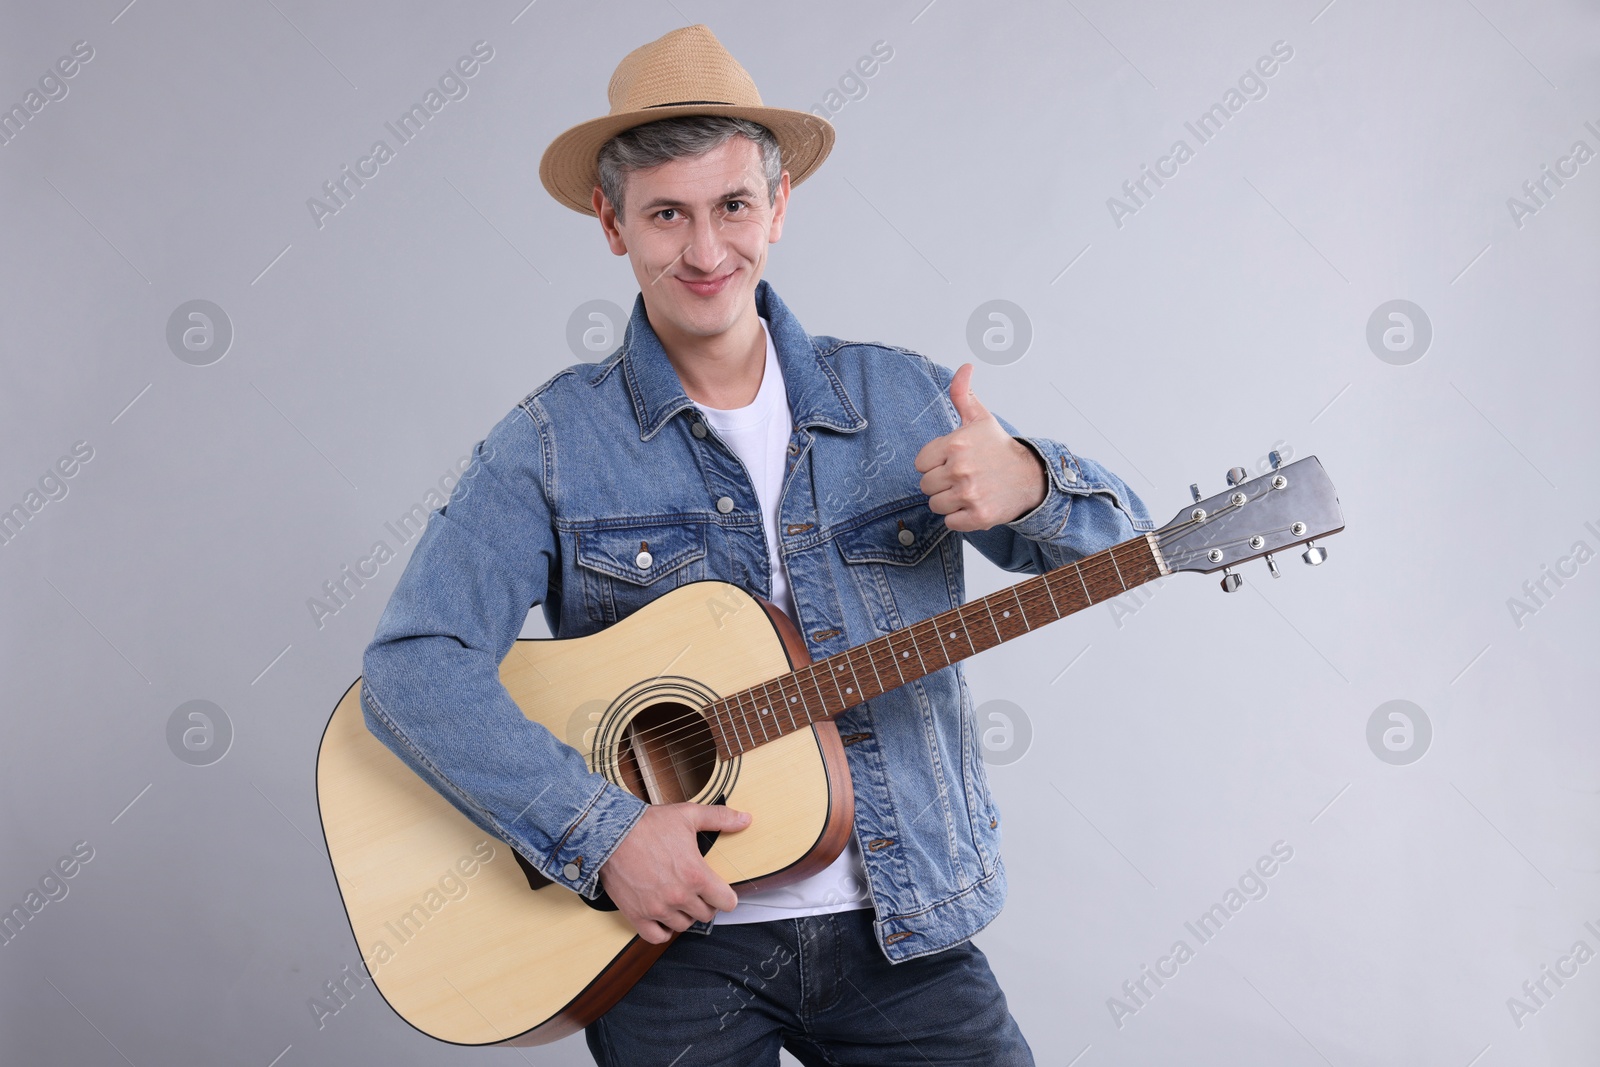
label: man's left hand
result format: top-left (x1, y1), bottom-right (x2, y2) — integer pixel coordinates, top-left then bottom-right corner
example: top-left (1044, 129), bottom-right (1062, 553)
top-left (915, 362), bottom-right (1049, 532)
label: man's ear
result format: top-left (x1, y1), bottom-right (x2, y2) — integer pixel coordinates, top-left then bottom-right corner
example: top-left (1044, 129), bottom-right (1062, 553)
top-left (594, 186), bottom-right (628, 255)
top-left (768, 170), bottom-right (791, 243)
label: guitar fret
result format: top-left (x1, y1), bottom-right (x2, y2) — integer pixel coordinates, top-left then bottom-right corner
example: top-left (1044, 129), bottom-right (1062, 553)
top-left (821, 659), bottom-right (846, 711)
top-left (952, 610), bottom-right (978, 655)
top-left (801, 667), bottom-right (822, 724)
top-left (779, 674), bottom-right (802, 731)
top-left (742, 692), bottom-right (760, 750)
top-left (830, 653), bottom-right (859, 705)
top-left (961, 604), bottom-right (990, 653)
top-left (928, 617), bottom-right (951, 668)
top-left (981, 597), bottom-right (1003, 643)
top-left (813, 663), bottom-right (832, 714)
top-left (788, 674), bottom-right (806, 729)
top-left (1041, 573), bottom-right (1061, 618)
top-left (768, 682), bottom-right (781, 735)
top-left (711, 702), bottom-right (731, 756)
top-left (794, 674), bottom-right (808, 727)
top-left (882, 632), bottom-right (900, 681)
top-left (1011, 587), bottom-right (1030, 630)
top-left (908, 626), bottom-right (929, 677)
top-left (1075, 562), bottom-right (1092, 606)
top-left (863, 644), bottom-right (886, 698)
top-left (1108, 548), bottom-right (1126, 591)
top-left (757, 684), bottom-right (775, 742)
top-left (842, 651), bottom-right (865, 702)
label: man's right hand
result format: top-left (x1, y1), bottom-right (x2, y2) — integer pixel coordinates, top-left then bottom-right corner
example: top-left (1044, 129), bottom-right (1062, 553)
top-left (598, 802), bottom-right (752, 944)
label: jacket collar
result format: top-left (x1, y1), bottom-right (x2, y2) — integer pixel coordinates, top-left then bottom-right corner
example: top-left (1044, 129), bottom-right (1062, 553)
top-left (620, 278), bottom-right (867, 440)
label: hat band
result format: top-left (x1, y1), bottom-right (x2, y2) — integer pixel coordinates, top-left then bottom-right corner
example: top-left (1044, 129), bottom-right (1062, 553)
top-left (640, 99), bottom-right (734, 108)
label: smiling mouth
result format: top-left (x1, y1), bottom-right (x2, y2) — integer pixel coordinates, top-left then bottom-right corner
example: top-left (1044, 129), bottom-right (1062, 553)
top-left (678, 270), bottom-right (735, 295)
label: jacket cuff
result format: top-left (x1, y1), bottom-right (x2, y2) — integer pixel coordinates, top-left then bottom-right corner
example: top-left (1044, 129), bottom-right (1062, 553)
top-left (547, 779), bottom-right (650, 900)
top-left (1005, 435), bottom-right (1087, 541)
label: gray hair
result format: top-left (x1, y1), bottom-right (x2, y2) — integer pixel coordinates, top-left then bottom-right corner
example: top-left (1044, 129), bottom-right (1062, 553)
top-left (596, 115), bottom-right (782, 223)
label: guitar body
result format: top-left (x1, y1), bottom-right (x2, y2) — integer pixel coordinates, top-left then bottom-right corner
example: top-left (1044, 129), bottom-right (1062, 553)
top-left (316, 578), bottom-right (855, 1046)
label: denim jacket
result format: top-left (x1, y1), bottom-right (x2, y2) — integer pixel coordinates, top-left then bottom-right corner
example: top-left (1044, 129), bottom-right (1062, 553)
top-left (360, 279), bottom-right (1153, 962)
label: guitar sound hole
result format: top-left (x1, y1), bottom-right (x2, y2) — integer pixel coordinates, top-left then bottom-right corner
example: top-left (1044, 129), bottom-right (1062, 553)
top-left (615, 701), bottom-right (717, 805)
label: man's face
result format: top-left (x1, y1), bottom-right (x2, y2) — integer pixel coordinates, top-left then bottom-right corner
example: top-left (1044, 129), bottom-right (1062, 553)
top-left (595, 135), bottom-right (789, 346)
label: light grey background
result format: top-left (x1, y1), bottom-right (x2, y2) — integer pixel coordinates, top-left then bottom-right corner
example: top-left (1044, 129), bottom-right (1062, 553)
top-left (2, 1), bottom-right (1596, 1064)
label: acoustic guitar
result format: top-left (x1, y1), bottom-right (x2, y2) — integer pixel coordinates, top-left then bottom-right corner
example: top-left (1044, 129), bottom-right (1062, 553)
top-left (316, 453), bottom-right (1343, 1045)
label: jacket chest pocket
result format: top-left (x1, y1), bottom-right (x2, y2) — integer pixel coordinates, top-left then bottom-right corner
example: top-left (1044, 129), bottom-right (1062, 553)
top-left (833, 498), bottom-right (953, 632)
top-left (575, 520), bottom-right (709, 626)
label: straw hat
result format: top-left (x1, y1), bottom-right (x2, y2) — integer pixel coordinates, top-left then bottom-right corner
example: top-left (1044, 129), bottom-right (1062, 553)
top-left (539, 24), bottom-right (836, 217)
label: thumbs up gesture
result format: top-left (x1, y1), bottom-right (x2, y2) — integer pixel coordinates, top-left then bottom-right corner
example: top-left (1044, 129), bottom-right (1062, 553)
top-left (914, 362), bottom-right (1049, 532)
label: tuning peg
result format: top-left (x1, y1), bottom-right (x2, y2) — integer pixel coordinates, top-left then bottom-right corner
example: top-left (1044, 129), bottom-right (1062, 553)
top-left (1190, 483), bottom-right (1202, 502)
top-left (1226, 467), bottom-right (1249, 487)
top-left (1302, 540), bottom-right (1327, 566)
top-left (1269, 450), bottom-right (1284, 470)
top-left (1220, 567), bottom-right (1244, 592)
top-left (1265, 553), bottom-right (1281, 578)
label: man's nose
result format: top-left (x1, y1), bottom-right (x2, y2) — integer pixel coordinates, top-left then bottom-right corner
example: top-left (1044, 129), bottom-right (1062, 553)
top-left (680, 215), bottom-right (729, 274)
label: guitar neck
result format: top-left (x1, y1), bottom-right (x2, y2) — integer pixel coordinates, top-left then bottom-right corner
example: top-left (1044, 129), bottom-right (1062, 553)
top-left (710, 532), bottom-right (1168, 758)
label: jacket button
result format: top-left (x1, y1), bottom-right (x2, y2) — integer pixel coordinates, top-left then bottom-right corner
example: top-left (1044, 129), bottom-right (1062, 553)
top-left (717, 496), bottom-right (735, 513)
top-left (692, 421), bottom-right (708, 439)
top-left (897, 528), bottom-right (915, 545)
top-left (635, 550), bottom-right (653, 568)
top-left (562, 861), bottom-right (581, 880)
top-left (1063, 466), bottom-right (1077, 484)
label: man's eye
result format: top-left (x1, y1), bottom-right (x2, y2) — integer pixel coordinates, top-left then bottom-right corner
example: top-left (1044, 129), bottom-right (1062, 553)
top-left (655, 208), bottom-right (678, 221)
top-left (724, 199), bottom-right (746, 212)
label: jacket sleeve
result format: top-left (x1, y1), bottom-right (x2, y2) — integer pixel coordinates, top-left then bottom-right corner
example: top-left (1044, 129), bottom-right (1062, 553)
top-left (359, 396), bottom-right (647, 900)
top-left (905, 352), bottom-right (1155, 575)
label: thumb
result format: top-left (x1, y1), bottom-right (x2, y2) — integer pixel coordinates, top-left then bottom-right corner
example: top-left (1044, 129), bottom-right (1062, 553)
top-left (949, 362), bottom-right (989, 426)
top-left (694, 805), bottom-right (753, 832)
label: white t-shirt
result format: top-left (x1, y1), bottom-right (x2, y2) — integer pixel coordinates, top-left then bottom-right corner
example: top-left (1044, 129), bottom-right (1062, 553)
top-left (691, 315), bottom-right (872, 924)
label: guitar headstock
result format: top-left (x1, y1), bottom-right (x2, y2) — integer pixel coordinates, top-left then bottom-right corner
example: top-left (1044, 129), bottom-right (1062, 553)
top-left (1155, 454), bottom-right (1344, 590)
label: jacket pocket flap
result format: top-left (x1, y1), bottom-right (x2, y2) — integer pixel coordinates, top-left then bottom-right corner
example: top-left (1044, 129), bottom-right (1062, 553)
top-left (834, 499), bottom-right (950, 566)
top-left (576, 521), bottom-right (707, 586)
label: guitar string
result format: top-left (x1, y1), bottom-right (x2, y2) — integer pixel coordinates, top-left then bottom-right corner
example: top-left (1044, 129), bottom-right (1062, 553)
top-left (610, 537), bottom-right (1161, 768)
top-left (616, 520), bottom-right (1270, 766)
top-left (615, 488), bottom-right (1315, 770)
top-left (623, 535), bottom-right (1163, 763)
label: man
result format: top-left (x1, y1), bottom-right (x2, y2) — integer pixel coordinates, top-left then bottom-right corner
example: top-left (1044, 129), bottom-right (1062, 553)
top-left (361, 23), bottom-right (1152, 1065)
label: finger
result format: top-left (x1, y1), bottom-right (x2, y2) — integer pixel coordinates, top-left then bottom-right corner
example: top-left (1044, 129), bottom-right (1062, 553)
top-left (924, 487), bottom-right (961, 516)
top-left (914, 438), bottom-right (945, 474)
top-left (919, 465), bottom-right (954, 499)
top-left (693, 805), bottom-right (753, 832)
top-left (948, 363), bottom-right (990, 427)
top-left (941, 509), bottom-right (978, 533)
top-left (695, 869), bottom-right (739, 912)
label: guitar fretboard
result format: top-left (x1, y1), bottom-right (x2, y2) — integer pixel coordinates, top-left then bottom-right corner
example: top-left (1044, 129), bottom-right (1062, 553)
top-left (707, 533), bottom-right (1165, 758)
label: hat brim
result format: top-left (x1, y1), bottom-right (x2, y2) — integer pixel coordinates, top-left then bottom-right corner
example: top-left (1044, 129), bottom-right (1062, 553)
top-left (540, 104), bottom-right (835, 217)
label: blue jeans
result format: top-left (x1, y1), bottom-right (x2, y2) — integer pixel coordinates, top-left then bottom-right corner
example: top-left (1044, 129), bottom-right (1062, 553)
top-left (584, 907), bottom-right (1035, 1065)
